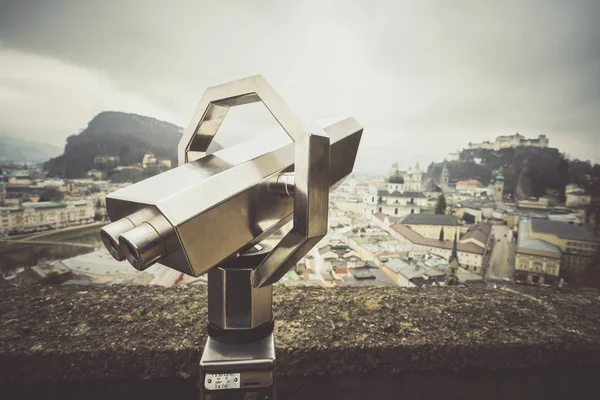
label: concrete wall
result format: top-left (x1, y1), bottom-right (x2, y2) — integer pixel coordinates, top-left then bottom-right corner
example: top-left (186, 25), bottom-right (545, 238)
top-left (2, 285), bottom-right (600, 400)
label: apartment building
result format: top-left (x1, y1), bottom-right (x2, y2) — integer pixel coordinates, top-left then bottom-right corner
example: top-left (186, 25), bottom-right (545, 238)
top-left (0, 200), bottom-right (94, 235)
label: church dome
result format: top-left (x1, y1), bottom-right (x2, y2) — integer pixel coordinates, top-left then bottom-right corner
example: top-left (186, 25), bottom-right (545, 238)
top-left (389, 172), bottom-right (404, 184)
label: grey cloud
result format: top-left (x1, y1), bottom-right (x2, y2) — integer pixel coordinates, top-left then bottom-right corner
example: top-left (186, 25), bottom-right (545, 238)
top-left (0, 0), bottom-right (599, 170)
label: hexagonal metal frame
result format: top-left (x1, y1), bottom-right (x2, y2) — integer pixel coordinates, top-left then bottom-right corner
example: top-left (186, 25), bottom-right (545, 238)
top-left (178, 75), bottom-right (330, 287)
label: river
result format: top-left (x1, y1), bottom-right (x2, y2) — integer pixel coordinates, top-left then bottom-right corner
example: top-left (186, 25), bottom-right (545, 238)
top-left (0, 222), bottom-right (108, 272)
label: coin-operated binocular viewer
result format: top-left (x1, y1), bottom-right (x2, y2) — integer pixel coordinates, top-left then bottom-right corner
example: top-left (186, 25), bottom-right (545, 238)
top-left (100, 75), bottom-right (362, 399)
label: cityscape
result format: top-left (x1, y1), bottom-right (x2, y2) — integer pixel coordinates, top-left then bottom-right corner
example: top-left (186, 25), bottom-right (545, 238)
top-left (2, 130), bottom-right (599, 290)
top-left (1, 2), bottom-right (600, 399)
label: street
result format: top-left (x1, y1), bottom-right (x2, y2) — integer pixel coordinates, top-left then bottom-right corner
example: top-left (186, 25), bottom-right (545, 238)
top-left (485, 224), bottom-right (516, 282)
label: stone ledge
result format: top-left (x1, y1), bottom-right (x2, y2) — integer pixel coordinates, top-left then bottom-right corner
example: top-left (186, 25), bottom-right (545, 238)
top-left (1, 285), bottom-right (600, 398)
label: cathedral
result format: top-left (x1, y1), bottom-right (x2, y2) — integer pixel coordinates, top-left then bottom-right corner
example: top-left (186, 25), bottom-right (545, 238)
top-left (364, 162), bottom-right (428, 217)
top-left (386, 162), bottom-right (423, 192)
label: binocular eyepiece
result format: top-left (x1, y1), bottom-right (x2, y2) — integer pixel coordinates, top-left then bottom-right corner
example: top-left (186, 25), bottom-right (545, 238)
top-left (101, 209), bottom-right (176, 271)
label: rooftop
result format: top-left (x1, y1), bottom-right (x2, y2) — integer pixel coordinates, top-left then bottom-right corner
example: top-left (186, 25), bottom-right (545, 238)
top-left (391, 223), bottom-right (484, 255)
top-left (517, 219), bottom-right (562, 256)
top-left (461, 222), bottom-right (492, 245)
top-left (377, 190), bottom-right (427, 198)
top-left (2, 285), bottom-right (600, 399)
top-left (456, 179), bottom-right (482, 186)
top-left (531, 218), bottom-right (600, 243)
top-left (402, 213), bottom-right (460, 226)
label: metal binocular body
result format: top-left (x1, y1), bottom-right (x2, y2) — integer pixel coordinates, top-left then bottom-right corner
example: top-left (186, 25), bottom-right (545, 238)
top-left (101, 75), bottom-right (362, 288)
top-left (100, 75), bottom-right (362, 398)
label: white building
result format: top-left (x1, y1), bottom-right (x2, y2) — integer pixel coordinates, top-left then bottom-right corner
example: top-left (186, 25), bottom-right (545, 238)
top-left (566, 192), bottom-right (592, 208)
top-left (455, 180), bottom-right (483, 195)
top-left (363, 162), bottom-right (428, 217)
top-left (142, 153), bottom-right (157, 168)
top-left (468, 133), bottom-right (549, 151)
top-left (0, 200), bottom-right (95, 235)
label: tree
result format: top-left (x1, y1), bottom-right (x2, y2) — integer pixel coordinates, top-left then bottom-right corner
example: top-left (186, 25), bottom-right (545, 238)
top-left (435, 194), bottom-right (447, 215)
top-left (39, 186), bottom-right (64, 202)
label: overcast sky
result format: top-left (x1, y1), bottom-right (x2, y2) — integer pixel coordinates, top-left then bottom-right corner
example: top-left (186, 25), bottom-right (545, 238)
top-left (0, 0), bottom-right (599, 172)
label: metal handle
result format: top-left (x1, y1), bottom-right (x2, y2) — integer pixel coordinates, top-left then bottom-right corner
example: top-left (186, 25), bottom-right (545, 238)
top-left (180, 75), bottom-right (330, 287)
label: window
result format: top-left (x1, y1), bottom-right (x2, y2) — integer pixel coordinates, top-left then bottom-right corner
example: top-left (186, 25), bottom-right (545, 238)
top-left (394, 208), bottom-right (398, 215)
top-left (378, 207), bottom-right (382, 213)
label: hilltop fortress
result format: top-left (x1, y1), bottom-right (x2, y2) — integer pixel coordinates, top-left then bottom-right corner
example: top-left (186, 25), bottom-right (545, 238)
top-left (468, 133), bottom-right (549, 151)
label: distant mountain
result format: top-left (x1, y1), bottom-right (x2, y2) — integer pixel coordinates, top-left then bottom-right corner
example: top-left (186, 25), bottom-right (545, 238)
top-left (0, 136), bottom-right (62, 162)
top-left (45, 112), bottom-right (185, 178)
top-left (425, 146), bottom-right (575, 201)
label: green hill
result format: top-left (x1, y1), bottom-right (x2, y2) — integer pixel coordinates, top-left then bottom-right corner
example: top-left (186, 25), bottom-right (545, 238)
top-left (425, 146), bottom-right (600, 201)
top-left (45, 112), bottom-right (183, 178)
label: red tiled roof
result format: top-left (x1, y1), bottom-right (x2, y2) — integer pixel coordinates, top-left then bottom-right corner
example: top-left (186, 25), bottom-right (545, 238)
top-left (456, 180), bottom-right (482, 186)
top-left (461, 222), bottom-right (492, 245)
top-left (390, 223), bottom-right (484, 255)
top-left (374, 212), bottom-right (386, 222)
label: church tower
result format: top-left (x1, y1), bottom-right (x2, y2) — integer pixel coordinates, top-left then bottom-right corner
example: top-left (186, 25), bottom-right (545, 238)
top-left (445, 233), bottom-right (460, 286)
top-left (440, 163), bottom-right (449, 192)
top-left (494, 167), bottom-right (504, 203)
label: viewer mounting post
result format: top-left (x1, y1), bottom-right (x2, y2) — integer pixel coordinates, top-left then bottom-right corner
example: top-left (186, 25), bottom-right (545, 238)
top-left (100, 75), bottom-right (362, 399)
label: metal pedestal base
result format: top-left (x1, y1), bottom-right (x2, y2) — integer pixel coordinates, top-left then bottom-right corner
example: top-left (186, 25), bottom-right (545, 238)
top-left (200, 333), bottom-right (276, 400)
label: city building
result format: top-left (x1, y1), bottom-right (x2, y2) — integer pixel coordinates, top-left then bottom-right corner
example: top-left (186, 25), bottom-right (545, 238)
top-left (384, 258), bottom-right (446, 287)
top-left (363, 163), bottom-right (428, 217)
top-left (86, 169), bottom-right (106, 180)
top-left (459, 222), bottom-right (493, 249)
top-left (142, 153), bottom-right (172, 169)
top-left (0, 181), bottom-right (6, 205)
top-left (386, 162), bottom-right (423, 192)
top-left (440, 163), bottom-right (449, 193)
top-left (157, 158), bottom-right (172, 168)
top-left (566, 192), bottom-right (591, 208)
top-left (142, 153), bottom-right (157, 168)
top-left (363, 188), bottom-right (428, 217)
top-left (8, 170), bottom-right (32, 185)
top-left (515, 219), bottom-right (562, 285)
top-left (0, 200), bottom-right (95, 235)
top-left (528, 218), bottom-right (600, 281)
top-left (93, 155), bottom-right (120, 164)
top-left (494, 167), bottom-right (504, 203)
top-left (517, 197), bottom-right (552, 210)
top-left (401, 213), bottom-right (469, 241)
top-left (468, 133), bottom-right (549, 151)
top-left (454, 200), bottom-right (496, 223)
top-left (389, 223), bottom-right (485, 273)
top-left (455, 180), bottom-right (483, 195)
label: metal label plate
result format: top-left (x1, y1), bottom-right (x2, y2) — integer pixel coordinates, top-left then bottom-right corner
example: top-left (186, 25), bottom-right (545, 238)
top-left (205, 373), bottom-right (241, 390)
